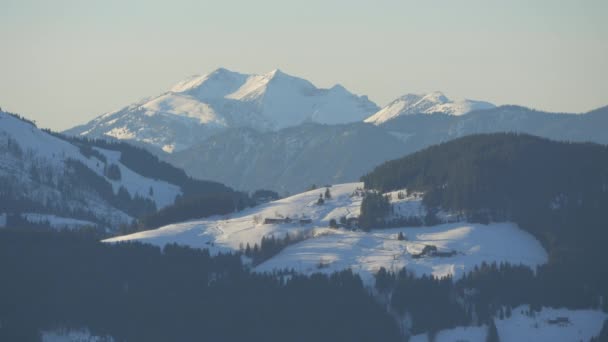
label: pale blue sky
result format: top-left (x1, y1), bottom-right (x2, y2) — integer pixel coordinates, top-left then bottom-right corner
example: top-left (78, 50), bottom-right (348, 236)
top-left (1, 0), bottom-right (606, 130)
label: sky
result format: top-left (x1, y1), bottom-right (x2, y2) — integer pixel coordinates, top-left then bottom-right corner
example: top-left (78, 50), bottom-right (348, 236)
top-left (0, 0), bottom-right (607, 131)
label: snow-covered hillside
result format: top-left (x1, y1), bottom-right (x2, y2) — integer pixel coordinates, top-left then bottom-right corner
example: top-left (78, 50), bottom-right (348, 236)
top-left (411, 306), bottom-right (607, 342)
top-left (255, 222), bottom-right (546, 285)
top-left (105, 183), bottom-right (547, 285)
top-left (365, 91), bottom-right (495, 125)
top-left (0, 111), bottom-right (182, 228)
top-left (105, 183), bottom-right (364, 252)
top-left (66, 68), bottom-right (379, 152)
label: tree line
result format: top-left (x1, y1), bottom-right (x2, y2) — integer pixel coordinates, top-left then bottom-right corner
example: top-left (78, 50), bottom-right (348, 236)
top-left (375, 261), bottom-right (608, 337)
top-left (0, 229), bottom-right (401, 342)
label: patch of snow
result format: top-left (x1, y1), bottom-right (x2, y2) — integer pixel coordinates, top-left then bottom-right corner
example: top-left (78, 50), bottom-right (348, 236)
top-left (140, 93), bottom-right (227, 126)
top-left (42, 328), bottom-right (114, 342)
top-left (92, 148), bottom-right (181, 208)
top-left (497, 305), bottom-right (607, 342)
top-left (411, 325), bottom-right (487, 342)
top-left (105, 126), bottom-right (136, 140)
top-left (411, 306), bottom-right (607, 342)
top-left (385, 189), bottom-right (427, 220)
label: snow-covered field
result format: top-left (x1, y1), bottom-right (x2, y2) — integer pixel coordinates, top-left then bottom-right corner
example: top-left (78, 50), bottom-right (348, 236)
top-left (105, 183), bottom-right (364, 253)
top-left (255, 222), bottom-right (547, 285)
top-left (411, 306), bottom-right (607, 342)
top-left (105, 183), bottom-right (547, 285)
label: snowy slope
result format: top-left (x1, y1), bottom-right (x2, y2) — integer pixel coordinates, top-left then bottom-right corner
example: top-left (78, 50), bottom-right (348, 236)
top-left (105, 183), bottom-right (547, 285)
top-left (0, 111), bottom-right (182, 227)
top-left (365, 91), bottom-right (495, 125)
top-left (66, 68), bottom-right (379, 152)
top-left (104, 183), bottom-right (365, 253)
top-left (411, 306), bottom-right (607, 342)
top-left (255, 222), bottom-right (547, 285)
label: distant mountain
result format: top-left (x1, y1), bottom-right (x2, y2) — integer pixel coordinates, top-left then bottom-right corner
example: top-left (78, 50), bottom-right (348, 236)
top-left (166, 122), bottom-right (407, 194)
top-left (380, 105), bottom-right (608, 145)
top-left (364, 91), bottom-right (495, 124)
top-left (0, 111), bottom-right (231, 230)
top-left (166, 105), bottom-right (608, 194)
top-left (65, 68), bottom-right (379, 152)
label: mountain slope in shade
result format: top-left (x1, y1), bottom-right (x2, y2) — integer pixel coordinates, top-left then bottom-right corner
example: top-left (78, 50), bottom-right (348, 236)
top-left (0, 112), bottom-right (172, 227)
top-left (0, 111), bottom-right (231, 230)
top-left (365, 91), bottom-right (495, 124)
top-left (65, 68), bottom-right (379, 152)
top-left (166, 122), bottom-right (409, 193)
top-left (166, 105), bottom-right (608, 194)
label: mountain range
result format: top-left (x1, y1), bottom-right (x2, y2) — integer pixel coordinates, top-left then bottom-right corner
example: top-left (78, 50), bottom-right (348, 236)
top-left (63, 68), bottom-right (607, 194)
top-left (66, 68), bottom-right (379, 152)
top-left (165, 105), bottom-right (608, 193)
top-left (65, 68), bottom-right (496, 153)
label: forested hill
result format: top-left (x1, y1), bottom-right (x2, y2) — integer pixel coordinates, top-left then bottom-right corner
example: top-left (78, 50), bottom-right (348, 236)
top-left (0, 111), bottom-right (239, 230)
top-left (361, 133), bottom-right (608, 288)
top-left (362, 133), bottom-right (607, 208)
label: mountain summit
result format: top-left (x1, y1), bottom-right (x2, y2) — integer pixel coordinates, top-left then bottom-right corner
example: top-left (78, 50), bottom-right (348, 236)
top-left (364, 91), bottom-right (495, 125)
top-left (65, 68), bottom-right (379, 152)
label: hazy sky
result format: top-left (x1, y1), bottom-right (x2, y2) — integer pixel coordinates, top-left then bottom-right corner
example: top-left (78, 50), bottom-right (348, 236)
top-left (1, 0), bottom-right (607, 130)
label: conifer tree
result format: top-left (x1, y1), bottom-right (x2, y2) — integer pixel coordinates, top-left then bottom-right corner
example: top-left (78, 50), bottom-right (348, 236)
top-left (486, 319), bottom-right (499, 342)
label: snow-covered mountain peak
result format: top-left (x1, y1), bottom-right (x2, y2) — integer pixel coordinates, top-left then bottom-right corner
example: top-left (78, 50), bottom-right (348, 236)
top-left (235, 69), bottom-right (316, 98)
top-left (421, 91), bottom-right (449, 103)
top-left (265, 68), bottom-right (285, 78)
top-left (66, 68), bottom-right (379, 151)
top-left (170, 68), bottom-right (248, 100)
top-left (364, 92), bottom-right (496, 125)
